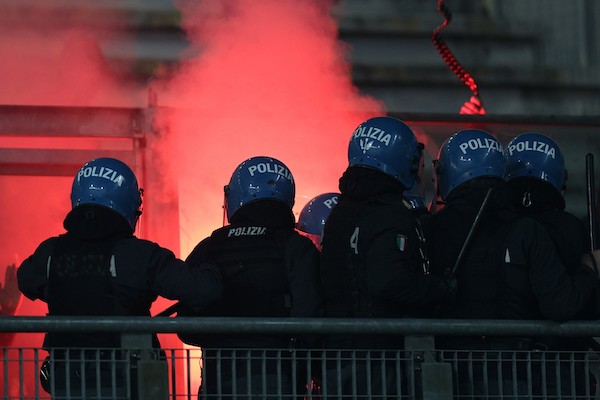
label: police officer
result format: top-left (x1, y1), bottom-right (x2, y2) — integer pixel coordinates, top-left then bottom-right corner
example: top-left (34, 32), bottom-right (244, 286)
top-left (505, 132), bottom-right (597, 315)
top-left (178, 156), bottom-right (322, 399)
top-left (296, 192), bottom-right (340, 251)
top-left (505, 132), bottom-right (599, 395)
top-left (319, 116), bottom-right (452, 398)
top-left (17, 157), bottom-right (222, 398)
top-left (423, 129), bottom-right (599, 397)
top-left (295, 192), bottom-right (339, 396)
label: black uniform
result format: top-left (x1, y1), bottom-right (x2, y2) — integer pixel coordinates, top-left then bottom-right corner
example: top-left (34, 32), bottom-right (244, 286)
top-left (178, 200), bottom-right (322, 399)
top-left (423, 179), bottom-right (596, 397)
top-left (508, 178), bottom-right (598, 396)
top-left (512, 204), bottom-right (596, 320)
top-left (426, 181), bottom-right (595, 324)
top-left (17, 206), bottom-right (222, 397)
top-left (319, 167), bottom-right (451, 398)
top-left (508, 176), bottom-right (590, 277)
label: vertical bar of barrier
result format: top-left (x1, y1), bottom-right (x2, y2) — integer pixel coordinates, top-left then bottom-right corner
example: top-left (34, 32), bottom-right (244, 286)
top-left (18, 348), bottom-right (24, 399)
top-left (186, 348), bottom-right (192, 400)
top-left (2, 348), bottom-right (7, 399)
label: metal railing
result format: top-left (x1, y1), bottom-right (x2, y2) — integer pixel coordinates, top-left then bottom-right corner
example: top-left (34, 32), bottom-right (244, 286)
top-left (1, 316), bottom-right (600, 399)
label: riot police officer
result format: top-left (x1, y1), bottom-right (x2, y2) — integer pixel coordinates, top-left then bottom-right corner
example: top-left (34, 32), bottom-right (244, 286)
top-left (17, 157), bottom-right (222, 398)
top-left (319, 116), bottom-right (452, 398)
top-left (505, 132), bottom-right (599, 396)
top-left (178, 156), bottom-right (322, 399)
top-left (423, 129), bottom-right (598, 398)
top-left (505, 132), bottom-right (591, 292)
top-left (296, 192), bottom-right (340, 251)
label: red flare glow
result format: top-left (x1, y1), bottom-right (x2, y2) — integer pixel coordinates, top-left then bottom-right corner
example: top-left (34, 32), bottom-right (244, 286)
top-left (152, 0), bottom-right (384, 255)
top-left (0, 0), bottom-right (386, 395)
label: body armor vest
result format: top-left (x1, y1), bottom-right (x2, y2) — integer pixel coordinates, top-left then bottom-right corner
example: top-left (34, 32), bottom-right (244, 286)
top-left (446, 215), bottom-right (516, 320)
top-left (196, 224), bottom-right (293, 348)
top-left (321, 200), bottom-right (382, 318)
top-left (46, 235), bottom-right (120, 349)
top-left (205, 224), bottom-right (292, 318)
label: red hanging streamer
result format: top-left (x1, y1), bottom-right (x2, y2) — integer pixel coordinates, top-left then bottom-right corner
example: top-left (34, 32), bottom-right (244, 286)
top-left (432, 0), bottom-right (486, 115)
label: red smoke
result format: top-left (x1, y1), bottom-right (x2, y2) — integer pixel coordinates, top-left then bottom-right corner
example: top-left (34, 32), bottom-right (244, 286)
top-left (0, 0), bottom-right (386, 395)
top-left (0, 2), bottom-right (143, 395)
top-left (0, 1), bottom-right (144, 107)
top-left (152, 0), bottom-right (384, 254)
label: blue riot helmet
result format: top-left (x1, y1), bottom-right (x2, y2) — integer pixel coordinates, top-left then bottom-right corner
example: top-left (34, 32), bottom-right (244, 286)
top-left (348, 116), bottom-right (423, 190)
top-left (403, 182), bottom-right (427, 211)
top-left (225, 156), bottom-right (295, 221)
top-left (505, 132), bottom-right (566, 195)
top-left (70, 157), bottom-right (143, 230)
top-left (297, 192), bottom-right (340, 241)
top-left (403, 149), bottom-right (427, 210)
top-left (435, 129), bottom-right (505, 200)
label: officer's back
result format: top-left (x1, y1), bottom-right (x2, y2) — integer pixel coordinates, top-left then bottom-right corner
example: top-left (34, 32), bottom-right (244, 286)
top-left (17, 157), bottom-right (222, 398)
top-left (178, 156), bottom-right (322, 399)
top-left (423, 130), bottom-right (598, 398)
top-left (505, 132), bottom-right (597, 319)
top-left (319, 117), bottom-right (452, 399)
top-left (505, 132), bottom-right (599, 396)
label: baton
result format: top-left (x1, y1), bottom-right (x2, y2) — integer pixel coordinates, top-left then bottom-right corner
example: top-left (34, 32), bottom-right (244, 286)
top-left (586, 153), bottom-right (597, 250)
top-left (585, 153), bottom-right (600, 375)
top-left (452, 187), bottom-right (494, 275)
top-left (155, 302), bottom-right (180, 317)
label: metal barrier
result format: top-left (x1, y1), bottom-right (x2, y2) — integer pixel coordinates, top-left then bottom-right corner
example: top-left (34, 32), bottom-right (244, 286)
top-left (1, 316), bottom-right (600, 399)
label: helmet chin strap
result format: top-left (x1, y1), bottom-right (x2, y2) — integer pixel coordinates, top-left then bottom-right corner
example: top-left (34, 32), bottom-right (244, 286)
top-left (132, 209), bottom-right (143, 233)
top-left (522, 191), bottom-right (532, 208)
top-left (222, 185), bottom-right (229, 226)
top-left (133, 188), bottom-right (144, 233)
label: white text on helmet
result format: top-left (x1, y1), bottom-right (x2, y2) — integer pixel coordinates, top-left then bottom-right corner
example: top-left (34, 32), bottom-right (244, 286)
top-left (247, 163), bottom-right (293, 182)
top-left (228, 226), bottom-right (267, 237)
top-left (323, 196), bottom-right (339, 209)
top-left (507, 140), bottom-right (556, 159)
top-left (458, 138), bottom-right (502, 154)
top-left (353, 126), bottom-right (391, 146)
top-left (78, 166), bottom-right (124, 187)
